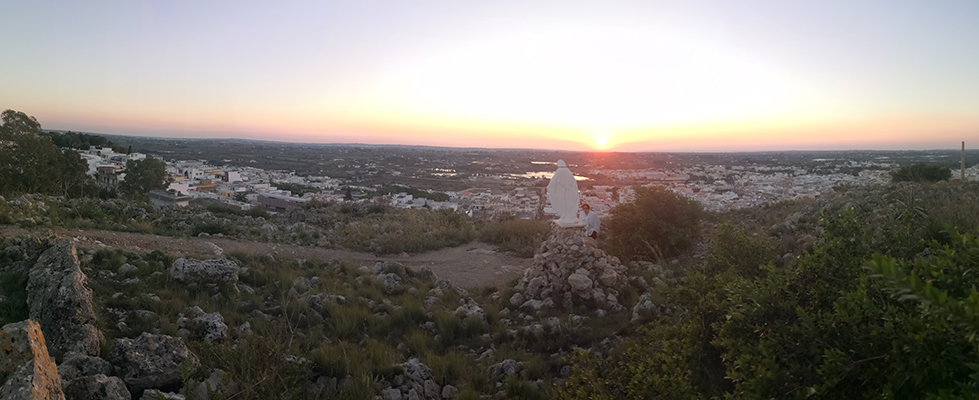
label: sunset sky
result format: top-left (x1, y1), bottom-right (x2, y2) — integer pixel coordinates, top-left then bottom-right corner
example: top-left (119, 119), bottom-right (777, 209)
top-left (2, 1), bottom-right (977, 151)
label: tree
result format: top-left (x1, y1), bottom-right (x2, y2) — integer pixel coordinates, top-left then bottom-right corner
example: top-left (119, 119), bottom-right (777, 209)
top-left (118, 157), bottom-right (169, 199)
top-left (56, 148), bottom-right (97, 198)
top-left (0, 109), bottom-right (95, 198)
top-left (604, 186), bottom-right (703, 261)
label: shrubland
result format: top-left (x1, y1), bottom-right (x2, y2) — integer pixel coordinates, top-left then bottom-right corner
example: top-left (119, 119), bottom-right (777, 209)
top-left (3, 109), bottom-right (979, 398)
top-left (0, 195), bottom-right (553, 257)
top-left (3, 180), bottom-right (979, 398)
top-left (562, 181), bottom-right (979, 399)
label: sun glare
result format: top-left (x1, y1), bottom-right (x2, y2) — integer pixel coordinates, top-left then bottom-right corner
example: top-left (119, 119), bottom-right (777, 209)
top-left (593, 134), bottom-right (610, 147)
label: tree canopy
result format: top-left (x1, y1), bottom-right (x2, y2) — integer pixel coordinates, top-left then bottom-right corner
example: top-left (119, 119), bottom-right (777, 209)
top-left (47, 130), bottom-right (124, 152)
top-left (0, 109), bottom-right (96, 198)
top-left (118, 157), bottom-right (169, 199)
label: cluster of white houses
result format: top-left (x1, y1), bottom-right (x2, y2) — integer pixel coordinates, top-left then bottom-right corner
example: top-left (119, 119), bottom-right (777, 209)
top-left (86, 152), bottom-right (978, 218)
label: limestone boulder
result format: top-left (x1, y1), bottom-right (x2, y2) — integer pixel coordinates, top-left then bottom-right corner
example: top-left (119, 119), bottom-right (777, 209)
top-left (567, 274), bottom-right (592, 292)
top-left (62, 375), bottom-right (130, 400)
top-left (57, 352), bottom-right (113, 382)
top-left (489, 359), bottom-right (523, 379)
top-left (0, 320), bottom-right (65, 400)
top-left (107, 333), bottom-right (199, 394)
top-left (390, 358), bottom-right (438, 400)
top-left (169, 258), bottom-right (239, 286)
top-left (176, 307), bottom-right (227, 343)
top-left (26, 240), bottom-right (101, 357)
top-left (138, 390), bottom-right (184, 400)
top-left (453, 299), bottom-right (486, 322)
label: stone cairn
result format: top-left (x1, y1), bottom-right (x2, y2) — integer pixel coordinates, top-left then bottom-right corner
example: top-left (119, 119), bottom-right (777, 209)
top-left (509, 227), bottom-right (631, 312)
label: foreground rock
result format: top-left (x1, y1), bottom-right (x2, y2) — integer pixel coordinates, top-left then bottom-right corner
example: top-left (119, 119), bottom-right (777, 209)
top-left (58, 352), bottom-right (130, 399)
top-left (108, 333), bottom-right (200, 395)
top-left (510, 228), bottom-right (630, 311)
top-left (26, 240), bottom-right (101, 357)
top-left (62, 374), bottom-right (130, 400)
top-left (0, 320), bottom-right (65, 399)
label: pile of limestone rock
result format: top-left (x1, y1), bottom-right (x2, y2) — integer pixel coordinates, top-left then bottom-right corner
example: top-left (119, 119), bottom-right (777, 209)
top-left (509, 227), bottom-right (642, 312)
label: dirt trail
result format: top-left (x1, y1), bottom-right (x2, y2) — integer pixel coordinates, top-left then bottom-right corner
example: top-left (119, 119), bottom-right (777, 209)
top-left (0, 226), bottom-right (530, 289)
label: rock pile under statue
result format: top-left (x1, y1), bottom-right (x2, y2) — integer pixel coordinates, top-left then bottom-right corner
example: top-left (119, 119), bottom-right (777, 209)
top-left (509, 227), bottom-right (641, 312)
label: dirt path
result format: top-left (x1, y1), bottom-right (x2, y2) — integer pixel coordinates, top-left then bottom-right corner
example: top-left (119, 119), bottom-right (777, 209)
top-left (0, 226), bottom-right (530, 289)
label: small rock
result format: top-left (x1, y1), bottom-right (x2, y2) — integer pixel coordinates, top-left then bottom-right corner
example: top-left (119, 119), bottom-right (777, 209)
top-left (63, 374), bottom-right (129, 400)
top-left (489, 359), bottom-right (523, 378)
top-left (441, 384), bottom-right (458, 399)
top-left (118, 263), bottom-right (138, 274)
top-left (108, 333), bottom-right (200, 394)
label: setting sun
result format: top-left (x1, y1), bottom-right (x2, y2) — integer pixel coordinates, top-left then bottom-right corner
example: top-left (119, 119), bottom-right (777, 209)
top-left (593, 133), bottom-right (610, 148)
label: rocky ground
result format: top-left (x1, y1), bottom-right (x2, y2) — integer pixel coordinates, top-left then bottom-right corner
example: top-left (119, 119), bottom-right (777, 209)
top-left (0, 225), bottom-right (530, 289)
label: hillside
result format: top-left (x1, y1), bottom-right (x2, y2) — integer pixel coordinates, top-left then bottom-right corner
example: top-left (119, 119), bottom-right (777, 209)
top-left (1, 180), bottom-right (979, 399)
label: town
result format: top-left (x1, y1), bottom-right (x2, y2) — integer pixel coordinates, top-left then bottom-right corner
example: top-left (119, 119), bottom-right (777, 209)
top-left (78, 137), bottom-right (979, 217)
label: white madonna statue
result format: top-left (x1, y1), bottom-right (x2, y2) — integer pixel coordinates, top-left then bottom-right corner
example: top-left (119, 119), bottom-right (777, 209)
top-left (547, 160), bottom-right (583, 227)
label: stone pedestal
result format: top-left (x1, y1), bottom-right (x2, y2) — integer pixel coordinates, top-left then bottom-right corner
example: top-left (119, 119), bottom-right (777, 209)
top-left (552, 224), bottom-right (585, 239)
top-left (509, 225), bottom-right (629, 312)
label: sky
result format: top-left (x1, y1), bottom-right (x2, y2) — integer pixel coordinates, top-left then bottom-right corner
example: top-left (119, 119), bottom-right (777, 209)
top-left (1, 0), bottom-right (977, 151)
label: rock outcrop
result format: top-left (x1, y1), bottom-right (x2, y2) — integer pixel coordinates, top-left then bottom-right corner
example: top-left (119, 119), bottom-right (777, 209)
top-left (26, 240), bottom-right (101, 357)
top-left (107, 333), bottom-right (199, 395)
top-left (510, 228), bottom-right (630, 311)
top-left (0, 320), bottom-right (65, 400)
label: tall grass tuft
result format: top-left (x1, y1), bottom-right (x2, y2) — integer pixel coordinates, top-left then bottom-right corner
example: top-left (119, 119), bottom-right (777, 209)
top-left (478, 217), bottom-right (551, 258)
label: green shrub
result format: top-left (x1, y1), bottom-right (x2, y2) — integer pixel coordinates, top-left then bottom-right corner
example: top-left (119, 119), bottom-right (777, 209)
top-left (605, 186), bottom-right (703, 261)
top-left (701, 222), bottom-right (776, 277)
top-left (891, 162), bottom-right (952, 183)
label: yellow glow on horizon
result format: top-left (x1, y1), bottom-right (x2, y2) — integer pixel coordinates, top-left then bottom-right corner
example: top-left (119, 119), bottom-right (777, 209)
top-left (593, 132), bottom-right (610, 147)
top-left (357, 23), bottom-right (850, 142)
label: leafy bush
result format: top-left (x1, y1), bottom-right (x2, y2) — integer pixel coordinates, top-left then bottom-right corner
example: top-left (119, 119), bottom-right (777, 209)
top-left (700, 222), bottom-right (775, 277)
top-left (564, 200), bottom-right (979, 399)
top-left (605, 186), bottom-right (703, 261)
top-left (891, 162), bottom-right (952, 183)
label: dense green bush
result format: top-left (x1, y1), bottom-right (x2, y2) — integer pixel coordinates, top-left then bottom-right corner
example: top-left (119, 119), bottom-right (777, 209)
top-left (562, 185), bottom-right (979, 399)
top-left (605, 186), bottom-right (703, 261)
top-left (891, 162), bottom-right (952, 183)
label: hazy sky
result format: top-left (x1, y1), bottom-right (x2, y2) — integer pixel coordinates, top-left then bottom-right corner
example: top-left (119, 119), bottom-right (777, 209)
top-left (2, 1), bottom-right (977, 151)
